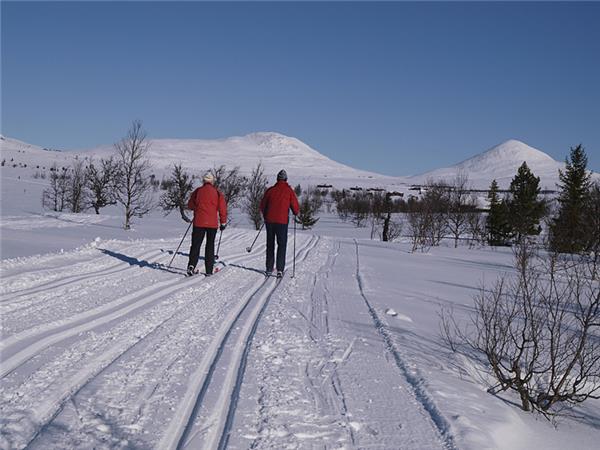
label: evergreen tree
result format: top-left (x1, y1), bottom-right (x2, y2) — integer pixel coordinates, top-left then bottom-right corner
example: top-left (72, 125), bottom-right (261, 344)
top-left (486, 179), bottom-right (511, 246)
top-left (295, 194), bottom-right (320, 229)
top-left (549, 145), bottom-right (592, 253)
top-left (506, 162), bottom-right (545, 242)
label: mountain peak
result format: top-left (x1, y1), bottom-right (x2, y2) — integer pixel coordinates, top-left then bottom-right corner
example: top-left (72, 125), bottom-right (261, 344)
top-left (408, 139), bottom-right (564, 188)
top-left (478, 139), bottom-right (555, 164)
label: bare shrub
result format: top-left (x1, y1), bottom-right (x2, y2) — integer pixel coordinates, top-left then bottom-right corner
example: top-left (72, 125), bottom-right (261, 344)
top-left (441, 241), bottom-right (600, 417)
top-left (446, 172), bottom-right (477, 247)
top-left (211, 165), bottom-right (247, 210)
top-left (42, 163), bottom-right (70, 212)
top-left (86, 157), bottom-right (118, 214)
top-left (68, 157), bottom-right (86, 213)
top-left (244, 162), bottom-right (268, 230)
top-left (160, 163), bottom-right (193, 223)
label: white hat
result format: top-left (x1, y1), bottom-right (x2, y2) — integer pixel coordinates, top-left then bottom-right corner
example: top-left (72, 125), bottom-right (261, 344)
top-left (203, 172), bottom-right (215, 184)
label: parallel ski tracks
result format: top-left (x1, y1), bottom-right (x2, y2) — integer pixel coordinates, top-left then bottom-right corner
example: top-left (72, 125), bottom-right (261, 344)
top-left (164, 235), bottom-right (320, 450)
top-left (0, 245), bottom-right (265, 379)
top-left (1, 231), bottom-right (248, 303)
top-left (0, 233), bottom-right (310, 449)
top-left (1, 247), bottom-right (164, 304)
top-left (353, 240), bottom-right (457, 450)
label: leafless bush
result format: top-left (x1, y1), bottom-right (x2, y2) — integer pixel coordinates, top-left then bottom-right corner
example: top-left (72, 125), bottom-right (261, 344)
top-left (466, 211), bottom-right (487, 248)
top-left (380, 213), bottom-right (403, 242)
top-left (42, 163), bottom-right (70, 211)
top-left (244, 163), bottom-right (268, 230)
top-left (160, 163), bottom-right (193, 223)
top-left (68, 157), bottom-right (86, 213)
top-left (86, 157), bottom-right (118, 214)
top-left (406, 200), bottom-right (432, 252)
top-left (441, 241), bottom-right (600, 417)
top-left (446, 172), bottom-right (477, 247)
top-left (211, 165), bottom-right (247, 210)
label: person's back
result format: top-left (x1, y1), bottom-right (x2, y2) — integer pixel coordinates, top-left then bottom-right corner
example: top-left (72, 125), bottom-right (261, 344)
top-left (186, 173), bottom-right (227, 276)
top-left (188, 182), bottom-right (226, 228)
top-left (261, 180), bottom-right (299, 225)
top-left (260, 170), bottom-right (299, 277)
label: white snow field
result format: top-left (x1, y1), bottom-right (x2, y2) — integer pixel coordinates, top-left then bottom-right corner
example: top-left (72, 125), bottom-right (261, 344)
top-left (2, 134), bottom-right (600, 449)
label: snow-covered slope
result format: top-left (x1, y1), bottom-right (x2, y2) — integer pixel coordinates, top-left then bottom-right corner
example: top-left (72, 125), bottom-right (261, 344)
top-left (0, 135), bottom-right (74, 169)
top-left (79, 132), bottom-right (403, 188)
top-left (408, 139), bottom-right (597, 189)
top-left (3, 134), bottom-right (598, 192)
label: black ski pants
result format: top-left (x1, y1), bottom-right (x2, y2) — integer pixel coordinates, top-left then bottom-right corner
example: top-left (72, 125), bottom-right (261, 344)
top-left (188, 226), bottom-right (217, 274)
top-left (265, 222), bottom-right (288, 273)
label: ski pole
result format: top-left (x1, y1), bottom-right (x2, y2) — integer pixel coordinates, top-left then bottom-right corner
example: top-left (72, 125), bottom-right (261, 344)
top-left (292, 217), bottom-right (297, 278)
top-left (168, 221), bottom-right (192, 269)
top-left (215, 228), bottom-right (223, 260)
top-left (246, 222), bottom-right (265, 252)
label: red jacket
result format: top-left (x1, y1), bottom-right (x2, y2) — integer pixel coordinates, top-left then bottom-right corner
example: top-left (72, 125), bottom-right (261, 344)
top-left (260, 180), bottom-right (300, 224)
top-left (187, 183), bottom-right (227, 229)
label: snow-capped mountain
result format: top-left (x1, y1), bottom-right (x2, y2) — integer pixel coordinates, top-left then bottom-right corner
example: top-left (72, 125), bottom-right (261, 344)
top-left (2, 134), bottom-right (598, 191)
top-left (408, 139), bottom-right (590, 190)
top-left (78, 132), bottom-right (402, 187)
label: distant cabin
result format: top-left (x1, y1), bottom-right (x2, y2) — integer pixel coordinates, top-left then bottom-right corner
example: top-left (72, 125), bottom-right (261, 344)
top-left (387, 191), bottom-right (404, 198)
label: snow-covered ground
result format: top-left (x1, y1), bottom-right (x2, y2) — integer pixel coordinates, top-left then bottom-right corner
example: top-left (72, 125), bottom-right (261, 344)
top-left (2, 140), bottom-right (600, 449)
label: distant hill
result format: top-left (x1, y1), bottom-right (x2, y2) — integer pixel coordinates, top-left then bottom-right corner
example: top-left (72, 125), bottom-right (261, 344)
top-left (80, 131), bottom-right (400, 188)
top-left (407, 139), bottom-right (598, 190)
top-left (2, 134), bottom-right (598, 192)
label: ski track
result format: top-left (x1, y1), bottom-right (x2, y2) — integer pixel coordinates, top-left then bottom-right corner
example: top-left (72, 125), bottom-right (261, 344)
top-left (0, 233), bottom-right (314, 450)
top-left (215, 236), bottom-right (320, 450)
top-left (224, 237), bottom-right (453, 449)
top-left (229, 238), bottom-right (362, 449)
top-left (165, 236), bottom-right (319, 450)
top-left (0, 234), bottom-right (252, 336)
top-left (1, 231), bottom-right (246, 297)
top-left (1, 233), bottom-right (463, 450)
top-left (0, 243), bottom-right (268, 380)
top-left (0, 232), bottom-right (248, 322)
top-left (353, 239), bottom-right (458, 450)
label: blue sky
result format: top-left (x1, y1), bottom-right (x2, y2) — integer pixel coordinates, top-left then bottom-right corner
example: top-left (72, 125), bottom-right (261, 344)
top-left (2, 1), bottom-right (599, 175)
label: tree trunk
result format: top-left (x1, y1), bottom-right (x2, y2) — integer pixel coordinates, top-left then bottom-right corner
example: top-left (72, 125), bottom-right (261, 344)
top-left (519, 388), bottom-right (530, 411)
top-left (383, 212), bottom-right (390, 242)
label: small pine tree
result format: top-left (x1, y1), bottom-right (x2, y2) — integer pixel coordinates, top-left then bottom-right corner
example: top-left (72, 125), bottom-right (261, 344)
top-left (294, 184), bottom-right (302, 197)
top-left (486, 179), bottom-right (511, 246)
top-left (296, 195), bottom-right (320, 229)
top-left (506, 162), bottom-right (545, 242)
top-left (549, 145), bottom-right (592, 253)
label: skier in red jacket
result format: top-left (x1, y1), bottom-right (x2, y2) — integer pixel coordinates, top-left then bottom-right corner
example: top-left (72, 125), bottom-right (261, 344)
top-left (186, 173), bottom-right (227, 276)
top-left (259, 170), bottom-right (299, 277)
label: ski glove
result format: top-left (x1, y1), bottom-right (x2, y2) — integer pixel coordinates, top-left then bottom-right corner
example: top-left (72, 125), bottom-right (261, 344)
top-left (219, 224), bottom-right (226, 231)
